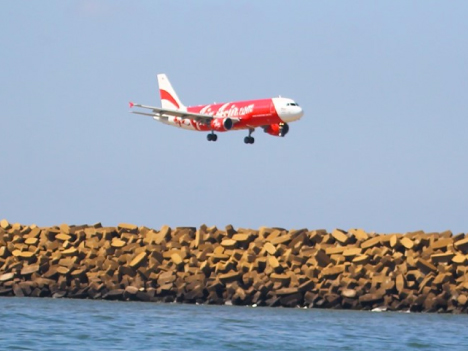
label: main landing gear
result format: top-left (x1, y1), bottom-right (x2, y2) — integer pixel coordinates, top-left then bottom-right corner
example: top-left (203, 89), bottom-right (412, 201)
top-left (207, 132), bottom-right (217, 142)
top-left (244, 128), bottom-right (255, 144)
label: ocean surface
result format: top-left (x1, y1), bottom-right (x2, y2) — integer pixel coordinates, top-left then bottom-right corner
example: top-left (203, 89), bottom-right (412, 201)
top-left (0, 297), bottom-right (467, 351)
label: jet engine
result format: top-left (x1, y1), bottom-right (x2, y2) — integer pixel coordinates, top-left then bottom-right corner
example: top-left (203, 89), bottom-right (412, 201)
top-left (263, 123), bottom-right (289, 137)
top-left (210, 118), bottom-right (233, 131)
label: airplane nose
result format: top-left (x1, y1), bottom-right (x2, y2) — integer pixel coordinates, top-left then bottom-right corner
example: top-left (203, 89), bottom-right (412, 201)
top-left (296, 107), bottom-right (304, 118)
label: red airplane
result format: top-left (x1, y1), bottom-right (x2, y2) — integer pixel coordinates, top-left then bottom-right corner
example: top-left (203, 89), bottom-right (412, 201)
top-left (129, 74), bottom-right (303, 144)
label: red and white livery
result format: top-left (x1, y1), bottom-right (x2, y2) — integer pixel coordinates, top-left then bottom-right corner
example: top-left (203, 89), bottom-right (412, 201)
top-left (129, 74), bottom-right (303, 144)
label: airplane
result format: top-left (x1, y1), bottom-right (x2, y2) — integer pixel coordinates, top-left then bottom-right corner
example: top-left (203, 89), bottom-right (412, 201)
top-left (129, 74), bottom-right (303, 144)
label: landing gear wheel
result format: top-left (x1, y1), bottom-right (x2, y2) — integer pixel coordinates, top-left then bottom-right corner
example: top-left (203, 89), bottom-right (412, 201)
top-left (207, 133), bottom-right (217, 142)
top-left (244, 136), bottom-right (254, 144)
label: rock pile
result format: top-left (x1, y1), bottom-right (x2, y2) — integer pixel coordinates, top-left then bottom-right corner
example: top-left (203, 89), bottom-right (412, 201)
top-left (1, 219), bottom-right (467, 312)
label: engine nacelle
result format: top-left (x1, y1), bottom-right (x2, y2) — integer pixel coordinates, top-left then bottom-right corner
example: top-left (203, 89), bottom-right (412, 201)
top-left (263, 123), bottom-right (289, 137)
top-left (210, 118), bottom-right (233, 131)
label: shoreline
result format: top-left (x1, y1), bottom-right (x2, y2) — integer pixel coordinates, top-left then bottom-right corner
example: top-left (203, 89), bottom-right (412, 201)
top-left (1, 220), bottom-right (467, 313)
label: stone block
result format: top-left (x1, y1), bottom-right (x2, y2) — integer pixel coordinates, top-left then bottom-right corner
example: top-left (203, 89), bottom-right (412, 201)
top-left (352, 255), bottom-right (370, 265)
top-left (331, 229), bottom-right (349, 245)
top-left (268, 255), bottom-right (281, 270)
top-left (343, 248), bottom-right (362, 258)
top-left (111, 238), bottom-right (126, 248)
top-left (276, 287), bottom-right (299, 296)
top-left (219, 271), bottom-right (241, 284)
top-left (129, 252), bottom-right (147, 269)
top-left (298, 279), bottom-right (314, 292)
top-left (359, 292), bottom-right (383, 305)
top-left (341, 289), bottom-right (357, 298)
top-left (349, 229), bottom-right (369, 241)
top-left (62, 248), bottom-right (78, 257)
top-left (325, 246), bottom-right (346, 255)
top-left (25, 237), bottom-right (39, 245)
top-left (361, 237), bottom-right (381, 250)
top-left (400, 237), bottom-right (414, 250)
top-left (20, 265), bottom-right (40, 276)
top-left (155, 225), bottom-right (171, 244)
top-left (103, 289), bottom-right (124, 300)
top-left (314, 250), bottom-right (331, 267)
top-left (270, 273), bottom-right (290, 284)
top-left (263, 242), bottom-right (277, 256)
top-left (221, 239), bottom-right (237, 249)
top-left (232, 233), bottom-right (252, 244)
top-left (431, 252), bottom-right (455, 264)
top-left (171, 253), bottom-right (184, 266)
top-left (280, 292), bottom-right (303, 307)
top-left (452, 254), bottom-right (467, 265)
top-left (118, 223), bottom-right (138, 234)
top-left (0, 272), bottom-right (15, 282)
top-left (454, 237), bottom-right (468, 253)
top-left (0, 219), bottom-right (11, 230)
top-left (432, 237), bottom-right (453, 250)
top-left (457, 294), bottom-right (467, 307)
top-left (56, 233), bottom-right (72, 242)
top-left (270, 233), bottom-right (292, 246)
top-left (396, 274), bottom-right (405, 293)
top-left (321, 265), bottom-right (345, 279)
top-left (416, 258), bottom-right (437, 275)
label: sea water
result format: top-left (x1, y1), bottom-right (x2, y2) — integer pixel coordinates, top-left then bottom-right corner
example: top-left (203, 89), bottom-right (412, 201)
top-left (0, 297), bottom-right (467, 351)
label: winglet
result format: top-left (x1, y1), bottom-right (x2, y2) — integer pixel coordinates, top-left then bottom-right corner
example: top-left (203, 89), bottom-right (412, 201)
top-left (129, 101), bottom-right (134, 108)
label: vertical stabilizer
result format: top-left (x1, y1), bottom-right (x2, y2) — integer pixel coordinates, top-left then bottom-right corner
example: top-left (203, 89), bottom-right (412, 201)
top-left (157, 74), bottom-right (185, 110)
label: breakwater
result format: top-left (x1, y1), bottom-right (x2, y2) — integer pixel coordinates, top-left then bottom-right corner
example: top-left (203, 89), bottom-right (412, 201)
top-left (1, 219), bottom-right (467, 312)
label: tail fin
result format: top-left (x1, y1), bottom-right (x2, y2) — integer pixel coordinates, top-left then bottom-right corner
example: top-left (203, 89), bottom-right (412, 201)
top-left (157, 74), bottom-right (185, 110)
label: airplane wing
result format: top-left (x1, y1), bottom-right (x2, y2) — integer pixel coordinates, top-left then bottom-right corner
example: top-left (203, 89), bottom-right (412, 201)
top-left (129, 102), bottom-right (240, 124)
top-left (130, 102), bottom-right (214, 124)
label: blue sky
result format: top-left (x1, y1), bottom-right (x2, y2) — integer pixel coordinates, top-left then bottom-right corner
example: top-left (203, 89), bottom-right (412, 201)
top-left (1, 1), bottom-right (468, 234)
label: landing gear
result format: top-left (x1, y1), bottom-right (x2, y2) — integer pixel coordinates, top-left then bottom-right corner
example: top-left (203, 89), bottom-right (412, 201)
top-left (244, 136), bottom-right (254, 144)
top-left (207, 133), bottom-right (217, 142)
top-left (244, 128), bottom-right (255, 144)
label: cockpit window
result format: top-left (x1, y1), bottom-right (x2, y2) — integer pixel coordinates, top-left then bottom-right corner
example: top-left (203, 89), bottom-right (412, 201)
top-left (287, 102), bottom-right (300, 106)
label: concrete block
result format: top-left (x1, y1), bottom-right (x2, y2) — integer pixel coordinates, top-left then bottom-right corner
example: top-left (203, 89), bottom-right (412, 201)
top-left (325, 246), bottom-right (346, 255)
top-left (55, 233), bottom-right (72, 242)
top-left (343, 248), bottom-right (362, 258)
top-left (270, 233), bottom-right (292, 246)
top-left (431, 252), bottom-right (455, 264)
top-left (118, 223), bottom-right (138, 234)
top-left (314, 250), bottom-right (331, 267)
top-left (331, 229), bottom-right (349, 245)
top-left (25, 237), bottom-right (39, 245)
top-left (219, 271), bottom-right (241, 284)
top-left (432, 237), bottom-right (453, 250)
top-left (321, 265), bottom-right (345, 279)
top-left (341, 289), bottom-right (357, 298)
top-left (20, 264), bottom-right (40, 276)
top-left (263, 242), bottom-right (277, 256)
top-left (454, 237), bottom-right (468, 253)
top-left (400, 237), bottom-right (414, 250)
top-left (129, 252), bottom-right (147, 269)
top-left (416, 258), bottom-right (437, 275)
top-left (452, 254), bottom-right (467, 265)
top-left (0, 272), bottom-right (15, 282)
top-left (352, 255), bottom-right (370, 265)
top-left (349, 229), bottom-right (369, 242)
top-left (361, 237), bottom-right (381, 250)
top-left (221, 239), bottom-right (237, 249)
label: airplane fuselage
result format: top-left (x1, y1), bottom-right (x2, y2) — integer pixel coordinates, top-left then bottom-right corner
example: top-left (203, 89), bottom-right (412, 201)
top-left (130, 74), bottom-right (304, 144)
top-left (157, 97), bottom-right (303, 132)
